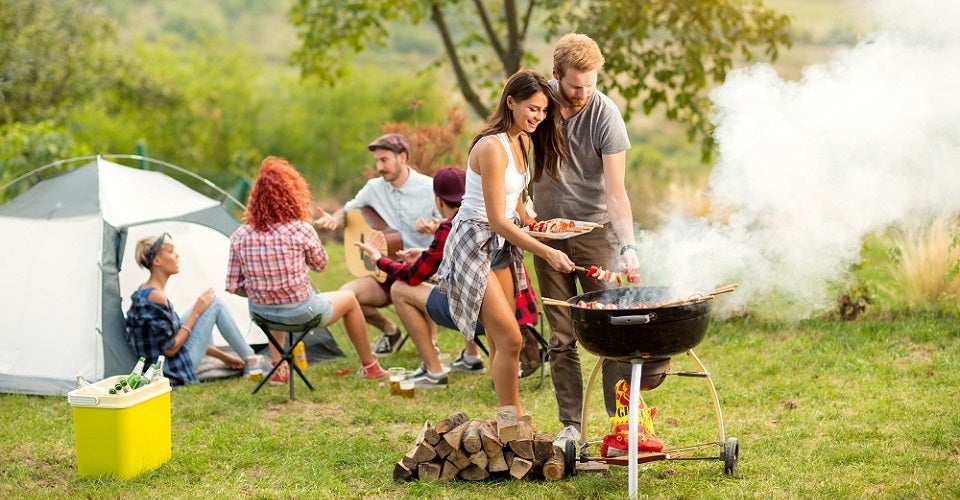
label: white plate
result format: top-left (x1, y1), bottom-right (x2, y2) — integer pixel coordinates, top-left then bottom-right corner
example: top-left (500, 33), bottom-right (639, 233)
top-left (521, 219), bottom-right (598, 240)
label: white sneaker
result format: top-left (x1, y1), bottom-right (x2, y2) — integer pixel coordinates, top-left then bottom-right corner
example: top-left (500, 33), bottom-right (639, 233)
top-left (554, 425), bottom-right (581, 448)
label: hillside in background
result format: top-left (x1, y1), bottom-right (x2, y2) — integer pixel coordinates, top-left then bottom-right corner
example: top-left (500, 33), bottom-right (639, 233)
top-left (96, 0), bottom-right (873, 225)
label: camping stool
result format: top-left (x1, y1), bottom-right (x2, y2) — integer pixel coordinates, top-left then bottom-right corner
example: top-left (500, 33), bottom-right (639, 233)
top-left (250, 313), bottom-right (324, 400)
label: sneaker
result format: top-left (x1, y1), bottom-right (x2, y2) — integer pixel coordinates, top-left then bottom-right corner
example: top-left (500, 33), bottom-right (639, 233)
top-left (406, 365), bottom-right (448, 389)
top-left (358, 360), bottom-right (390, 379)
top-left (268, 362), bottom-right (289, 385)
top-left (374, 330), bottom-right (403, 356)
top-left (450, 350), bottom-right (484, 374)
top-left (553, 425), bottom-right (582, 448)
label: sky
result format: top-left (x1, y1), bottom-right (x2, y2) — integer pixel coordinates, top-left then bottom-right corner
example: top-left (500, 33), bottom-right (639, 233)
top-left (635, 0), bottom-right (960, 318)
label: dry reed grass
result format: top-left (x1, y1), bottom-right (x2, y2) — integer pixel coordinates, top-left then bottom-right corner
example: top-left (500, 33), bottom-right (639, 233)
top-left (889, 213), bottom-right (960, 305)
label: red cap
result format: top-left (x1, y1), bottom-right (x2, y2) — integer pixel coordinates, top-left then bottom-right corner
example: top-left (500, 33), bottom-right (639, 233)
top-left (433, 167), bottom-right (466, 203)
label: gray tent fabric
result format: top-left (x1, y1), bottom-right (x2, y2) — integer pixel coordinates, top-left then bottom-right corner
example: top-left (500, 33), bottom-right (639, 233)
top-left (0, 157), bottom-right (260, 395)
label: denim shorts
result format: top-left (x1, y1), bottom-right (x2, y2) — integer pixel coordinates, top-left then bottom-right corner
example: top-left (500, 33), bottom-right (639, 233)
top-left (426, 287), bottom-right (484, 335)
top-left (249, 293), bottom-right (333, 328)
top-left (490, 242), bottom-right (514, 270)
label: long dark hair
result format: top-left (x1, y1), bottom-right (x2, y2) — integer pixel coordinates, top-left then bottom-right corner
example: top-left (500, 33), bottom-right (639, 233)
top-left (471, 70), bottom-right (567, 181)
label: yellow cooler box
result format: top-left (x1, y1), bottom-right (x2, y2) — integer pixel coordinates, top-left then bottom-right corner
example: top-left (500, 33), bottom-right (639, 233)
top-left (67, 374), bottom-right (172, 479)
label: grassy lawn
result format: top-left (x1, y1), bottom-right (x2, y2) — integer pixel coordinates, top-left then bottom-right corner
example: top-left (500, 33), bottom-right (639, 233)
top-left (2, 241), bottom-right (958, 498)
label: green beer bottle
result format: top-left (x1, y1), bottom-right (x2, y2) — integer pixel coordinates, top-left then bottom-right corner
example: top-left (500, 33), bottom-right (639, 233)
top-left (125, 357), bottom-right (146, 390)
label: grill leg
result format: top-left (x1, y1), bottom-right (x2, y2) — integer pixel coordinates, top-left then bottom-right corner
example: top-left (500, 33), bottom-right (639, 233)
top-left (628, 361), bottom-right (644, 500)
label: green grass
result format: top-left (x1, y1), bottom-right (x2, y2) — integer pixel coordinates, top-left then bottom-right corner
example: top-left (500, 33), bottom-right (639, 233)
top-left (2, 242), bottom-right (959, 498)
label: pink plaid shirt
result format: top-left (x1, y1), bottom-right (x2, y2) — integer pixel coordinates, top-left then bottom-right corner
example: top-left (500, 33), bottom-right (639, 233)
top-left (226, 220), bottom-right (328, 305)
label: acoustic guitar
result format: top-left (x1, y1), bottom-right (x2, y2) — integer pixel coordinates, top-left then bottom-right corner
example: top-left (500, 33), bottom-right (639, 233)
top-left (343, 207), bottom-right (403, 283)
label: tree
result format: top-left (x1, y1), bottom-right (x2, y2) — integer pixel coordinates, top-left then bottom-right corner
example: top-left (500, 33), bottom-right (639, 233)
top-left (0, 0), bottom-right (117, 125)
top-left (289, 0), bottom-right (791, 160)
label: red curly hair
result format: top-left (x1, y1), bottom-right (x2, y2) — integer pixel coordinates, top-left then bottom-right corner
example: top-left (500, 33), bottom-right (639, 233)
top-left (244, 156), bottom-right (312, 231)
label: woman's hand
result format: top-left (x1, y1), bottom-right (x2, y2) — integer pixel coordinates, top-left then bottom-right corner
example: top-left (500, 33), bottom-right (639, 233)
top-left (544, 248), bottom-right (575, 274)
top-left (194, 289), bottom-right (215, 315)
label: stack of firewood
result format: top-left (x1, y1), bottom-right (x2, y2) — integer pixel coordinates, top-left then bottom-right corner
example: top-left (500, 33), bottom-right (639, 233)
top-left (394, 406), bottom-right (567, 482)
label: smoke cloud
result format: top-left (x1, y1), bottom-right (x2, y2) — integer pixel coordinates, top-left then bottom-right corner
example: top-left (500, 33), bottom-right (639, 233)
top-left (636, 0), bottom-right (960, 318)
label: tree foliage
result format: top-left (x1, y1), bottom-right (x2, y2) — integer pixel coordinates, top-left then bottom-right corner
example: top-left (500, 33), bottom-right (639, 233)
top-left (0, 0), bottom-right (117, 125)
top-left (290, 0), bottom-right (791, 160)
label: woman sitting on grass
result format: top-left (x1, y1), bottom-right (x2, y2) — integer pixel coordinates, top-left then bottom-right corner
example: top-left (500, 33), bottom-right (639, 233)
top-left (226, 156), bottom-right (389, 384)
top-left (125, 233), bottom-right (259, 386)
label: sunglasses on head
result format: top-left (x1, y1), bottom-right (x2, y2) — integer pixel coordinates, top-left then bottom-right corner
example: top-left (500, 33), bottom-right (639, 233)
top-left (145, 232), bottom-right (172, 268)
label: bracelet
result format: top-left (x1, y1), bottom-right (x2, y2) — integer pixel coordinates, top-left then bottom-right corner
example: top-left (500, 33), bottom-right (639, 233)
top-left (179, 325), bottom-right (192, 334)
top-left (620, 244), bottom-right (637, 255)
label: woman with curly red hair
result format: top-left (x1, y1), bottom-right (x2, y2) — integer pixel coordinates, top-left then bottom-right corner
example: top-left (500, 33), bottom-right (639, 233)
top-left (226, 156), bottom-right (389, 383)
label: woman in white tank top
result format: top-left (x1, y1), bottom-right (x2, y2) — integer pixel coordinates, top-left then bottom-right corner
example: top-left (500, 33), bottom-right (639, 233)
top-left (438, 70), bottom-right (576, 418)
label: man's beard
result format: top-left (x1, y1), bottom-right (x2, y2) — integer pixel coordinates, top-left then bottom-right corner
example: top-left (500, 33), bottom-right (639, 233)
top-left (560, 86), bottom-right (589, 108)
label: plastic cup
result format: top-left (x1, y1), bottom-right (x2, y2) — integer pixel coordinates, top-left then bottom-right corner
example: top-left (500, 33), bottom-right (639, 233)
top-left (399, 378), bottom-right (415, 399)
top-left (389, 367), bottom-right (405, 396)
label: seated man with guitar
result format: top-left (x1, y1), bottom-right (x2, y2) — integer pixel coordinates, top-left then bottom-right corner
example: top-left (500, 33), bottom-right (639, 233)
top-left (354, 167), bottom-right (472, 387)
top-left (313, 133), bottom-right (440, 355)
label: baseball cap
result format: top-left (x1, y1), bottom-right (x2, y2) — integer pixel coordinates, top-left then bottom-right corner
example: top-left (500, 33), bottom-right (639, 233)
top-left (367, 134), bottom-right (411, 155)
top-left (433, 167), bottom-right (467, 204)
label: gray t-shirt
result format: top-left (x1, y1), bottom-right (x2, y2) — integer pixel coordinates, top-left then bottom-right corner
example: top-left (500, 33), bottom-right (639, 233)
top-left (533, 83), bottom-right (630, 223)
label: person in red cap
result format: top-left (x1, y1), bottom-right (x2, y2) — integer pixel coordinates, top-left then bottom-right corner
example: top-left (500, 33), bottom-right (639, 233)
top-left (354, 167), bottom-right (468, 387)
top-left (314, 133), bottom-right (440, 356)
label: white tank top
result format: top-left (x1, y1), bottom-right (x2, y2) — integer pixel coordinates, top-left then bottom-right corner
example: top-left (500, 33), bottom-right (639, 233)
top-left (458, 133), bottom-right (529, 223)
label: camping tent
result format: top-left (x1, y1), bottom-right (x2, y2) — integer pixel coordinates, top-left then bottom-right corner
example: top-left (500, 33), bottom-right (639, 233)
top-left (0, 157), bottom-right (265, 396)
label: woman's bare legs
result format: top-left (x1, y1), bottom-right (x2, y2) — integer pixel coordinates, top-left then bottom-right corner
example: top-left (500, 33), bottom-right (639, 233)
top-left (323, 290), bottom-right (377, 365)
top-left (479, 267), bottom-right (523, 414)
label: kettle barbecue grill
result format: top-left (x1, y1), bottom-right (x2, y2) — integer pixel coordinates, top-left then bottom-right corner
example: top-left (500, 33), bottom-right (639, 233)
top-left (561, 286), bottom-right (739, 498)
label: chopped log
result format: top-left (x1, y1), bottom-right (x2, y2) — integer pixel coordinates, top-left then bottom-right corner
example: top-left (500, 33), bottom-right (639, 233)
top-left (479, 420), bottom-right (507, 471)
top-left (393, 461), bottom-right (414, 482)
top-left (503, 450), bottom-right (515, 469)
top-left (462, 420), bottom-right (483, 454)
top-left (434, 438), bottom-right (454, 459)
top-left (443, 422), bottom-right (468, 451)
top-left (509, 456), bottom-right (533, 479)
top-left (435, 411), bottom-right (469, 434)
top-left (459, 463), bottom-right (490, 481)
top-left (487, 449), bottom-right (508, 472)
top-left (542, 445), bottom-right (565, 481)
top-left (415, 421), bottom-right (430, 445)
top-left (480, 420), bottom-right (502, 452)
top-left (422, 422), bottom-right (441, 446)
top-left (401, 451), bottom-right (418, 472)
top-left (407, 442), bottom-right (437, 464)
top-left (576, 460), bottom-right (610, 474)
top-left (496, 405), bottom-right (519, 443)
top-left (440, 460), bottom-right (460, 481)
top-left (469, 450), bottom-right (488, 470)
top-left (448, 449), bottom-right (472, 470)
top-left (508, 438), bottom-right (534, 460)
top-left (533, 433), bottom-right (555, 461)
top-left (418, 460), bottom-right (442, 482)
top-left (517, 415), bottom-right (533, 439)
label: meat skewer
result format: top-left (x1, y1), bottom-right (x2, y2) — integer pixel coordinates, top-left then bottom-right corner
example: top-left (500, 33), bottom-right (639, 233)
top-left (573, 265), bottom-right (641, 286)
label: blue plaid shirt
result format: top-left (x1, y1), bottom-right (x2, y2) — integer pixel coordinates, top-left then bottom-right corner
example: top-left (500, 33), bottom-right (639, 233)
top-left (125, 286), bottom-right (198, 385)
